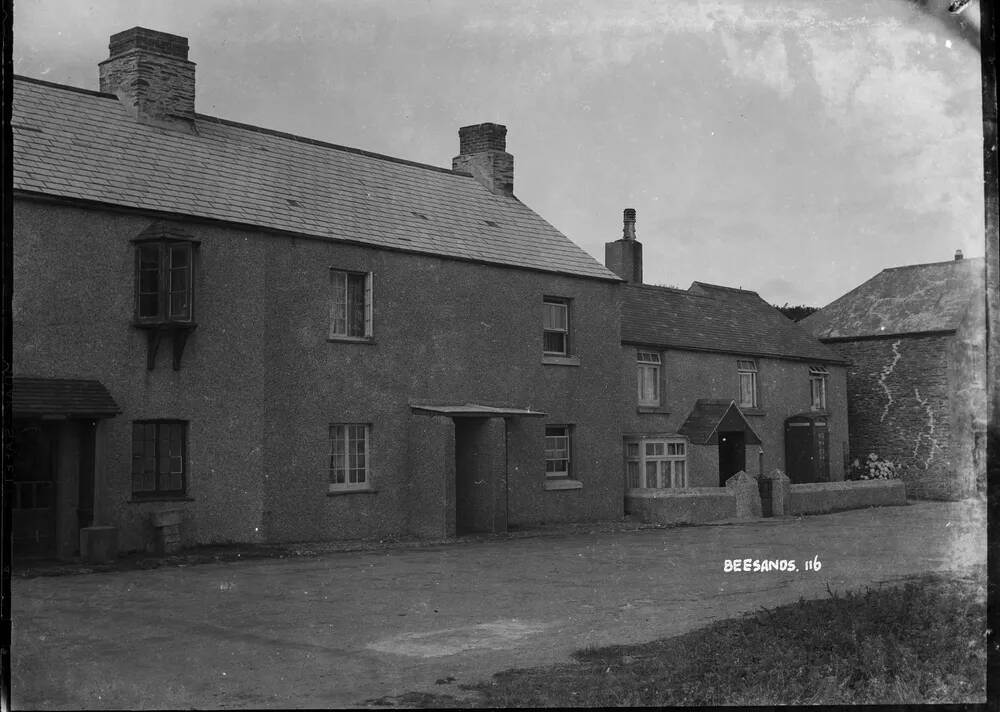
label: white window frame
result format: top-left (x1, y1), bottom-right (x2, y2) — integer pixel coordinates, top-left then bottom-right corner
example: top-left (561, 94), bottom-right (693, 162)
top-left (625, 437), bottom-right (688, 490)
top-left (545, 425), bottom-right (572, 478)
top-left (329, 423), bottom-right (370, 492)
top-left (737, 359), bottom-right (758, 408)
top-left (809, 365), bottom-right (829, 411)
top-left (543, 298), bottom-right (570, 356)
top-left (329, 269), bottom-right (373, 339)
top-left (637, 351), bottom-right (661, 407)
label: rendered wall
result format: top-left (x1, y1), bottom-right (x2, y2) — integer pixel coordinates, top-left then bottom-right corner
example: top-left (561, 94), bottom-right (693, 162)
top-left (14, 198), bottom-right (623, 549)
top-left (14, 201), bottom-right (269, 552)
top-left (619, 346), bottom-right (849, 489)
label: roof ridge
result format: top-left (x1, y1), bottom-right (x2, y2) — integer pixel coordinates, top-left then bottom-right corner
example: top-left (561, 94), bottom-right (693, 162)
top-left (883, 257), bottom-right (985, 272)
top-left (194, 114), bottom-right (471, 178)
top-left (690, 280), bottom-right (760, 295)
top-left (15, 73), bottom-right (473, 179)
top-left (14, 73), bottom-right (117, 99)
top-left (627, 283), bottom-right (713, 298)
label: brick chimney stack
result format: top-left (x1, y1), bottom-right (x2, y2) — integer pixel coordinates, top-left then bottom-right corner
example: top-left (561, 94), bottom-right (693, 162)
top-left (452, 123), bottom-right (514, 196)
top-left (955, 249), bottom-right (964, 260)
top-left (99, 27), bottom-right (196, 131)
top-left (605, 208), bottom-right (643, 283)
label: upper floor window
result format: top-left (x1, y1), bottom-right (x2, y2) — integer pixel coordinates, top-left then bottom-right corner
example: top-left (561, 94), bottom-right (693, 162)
top-left (625, 437), bottom-right (687, 489)
top-left (329, 423), bottom-right (370, 492)
top-left (330, 270), bottom-right (372, 340)
top-left (134, 238), bottom-right (196, 324)
top-left (543, 298), bottom-right (570, 356)
top-left (545, 425), bottom-right (572, 478)
top-left (737, 359), bottom-right (758, 408)
top-left (637, 351), bottom-right (661, 407)
top-left (809, 365), bottom-right (829, 410)
top-left (131, 420), bottom-right (187, 498)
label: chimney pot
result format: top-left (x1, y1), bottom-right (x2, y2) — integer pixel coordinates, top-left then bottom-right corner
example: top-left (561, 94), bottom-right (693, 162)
top-left (623, 208), bottom-right (637, 240)
top-left (605, 207), bottom-right (643, 283)
top-left (955, 249), bottom-right (964, 260)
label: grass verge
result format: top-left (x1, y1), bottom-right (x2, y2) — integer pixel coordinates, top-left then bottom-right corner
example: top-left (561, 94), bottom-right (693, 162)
top-left (372, 569), bottom-right (986, 707)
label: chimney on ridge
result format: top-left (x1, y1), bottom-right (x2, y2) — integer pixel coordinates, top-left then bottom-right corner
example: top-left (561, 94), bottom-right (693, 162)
top-left (452, 123), bottom-right (514, 196)
top-left (955, 249), bottom-right (964, 260)
top-left (99, 27), bottom-right (196, 131)
top-left (605, 208), bottom-right (643, 283)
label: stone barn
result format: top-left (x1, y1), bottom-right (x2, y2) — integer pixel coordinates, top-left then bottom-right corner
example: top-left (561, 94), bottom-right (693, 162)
top-left (802, 254), bottom-right (986, 500)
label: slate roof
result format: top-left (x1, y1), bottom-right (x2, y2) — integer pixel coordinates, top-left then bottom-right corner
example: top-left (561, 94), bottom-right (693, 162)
top-left (677, 399), bottom-right (762, 445)
top-left (13, 377), bottom-right (121, 417)
top-left (12, 76), bottom-right (618, 281)
top-left (801, 258), bottom-right (985, 340)
top-left (622, 282), bottom-right (847, 363)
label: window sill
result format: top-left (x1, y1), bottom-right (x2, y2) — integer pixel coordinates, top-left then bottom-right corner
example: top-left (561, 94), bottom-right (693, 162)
top-left (544, 478), bottom-right (583, 491)
top-left (542, 355), bottom-right (581, 367)
top-left (740, 408), bottom-right (766, 416)
top-left (327, 487), bottom-right (377, 496)
top-left (637, 406), bottom-right (670, 415)
top-left (129, 495), bottom-right (194, 503)
top-left (131, 321), bottom-right (197, 330)
top-left (327, 336), bottom-right (375, 345)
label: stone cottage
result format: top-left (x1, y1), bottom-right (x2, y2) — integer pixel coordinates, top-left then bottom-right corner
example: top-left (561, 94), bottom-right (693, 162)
top-left (11, 27), bottom-right (625, 559)
top-left (604, 209), bottom-right (851, 495)
top-left (801, 254), bottom-right (987, 500)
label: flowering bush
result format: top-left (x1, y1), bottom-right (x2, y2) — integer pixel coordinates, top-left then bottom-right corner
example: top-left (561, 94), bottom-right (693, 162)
top-left (850, 453), bottom-right (900, 480)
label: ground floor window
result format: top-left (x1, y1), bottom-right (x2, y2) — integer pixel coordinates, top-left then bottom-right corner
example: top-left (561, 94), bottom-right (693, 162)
top-left (545, 425), bottom-right (572, 478)
top-left (625, 437), bottom-right (687, 489)
top-left (131, 420), bottom-right (187, 497)
top-left (329, 423), bottom-right (370, 491)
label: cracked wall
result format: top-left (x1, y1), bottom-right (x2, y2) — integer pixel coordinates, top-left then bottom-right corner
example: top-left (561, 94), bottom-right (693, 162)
top-left (831, 333), bottom-right (976, 500)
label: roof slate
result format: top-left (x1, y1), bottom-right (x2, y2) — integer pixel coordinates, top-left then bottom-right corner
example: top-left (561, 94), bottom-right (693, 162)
top-left (801, 258), bottom-right (985, 340)
top-left (622, 282), bottom-right (847, 363)
top-left (677, 399), bottom-right (762, 445)
top-left (13, 377), bottom-right (121, 417)
top-left (13, 77), bottom-right (618, 281)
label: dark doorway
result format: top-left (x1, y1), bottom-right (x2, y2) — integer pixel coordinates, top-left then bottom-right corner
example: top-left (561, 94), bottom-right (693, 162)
top-left (454, 418), bottom-right (507, 536)
top-left (784, 415), bottom-right (829, 483)
top-left (718, 431), bottom-right (746, 486)
top-left (12, 421), bottom-right (59, 557)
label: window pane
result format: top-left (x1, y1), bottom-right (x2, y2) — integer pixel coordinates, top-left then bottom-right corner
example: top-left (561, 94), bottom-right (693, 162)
top-left (329, 425), bottom-right (345, 483)
top-left (675, 461), bottom-right (686, 487)
top-left (645, 461), bottom-right (658, 488)
top-left (543, 302), bottom-right (567, 330)
top-left (626, 461), bottom-right (640, 488)
top-left (347, 273), bottom-right (366, 337)
top-left (330, 271), bottom-right (347, 337)
top-left (543, 331), bottom-right (566, 354)
top-left (626, 442), bottom-right (639, 458)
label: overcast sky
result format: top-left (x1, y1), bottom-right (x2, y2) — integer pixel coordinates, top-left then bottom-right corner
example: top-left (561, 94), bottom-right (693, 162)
top-left (13, 0), bottom-right (984, 306)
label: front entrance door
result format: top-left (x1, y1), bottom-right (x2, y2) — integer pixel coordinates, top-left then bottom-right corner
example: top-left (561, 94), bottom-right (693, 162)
top-left (718, 431), bottom-right (746, 486)
top-left (12, 421), bottom-right (58, 557)
top-left (454, 418), bottom-right (507, 535)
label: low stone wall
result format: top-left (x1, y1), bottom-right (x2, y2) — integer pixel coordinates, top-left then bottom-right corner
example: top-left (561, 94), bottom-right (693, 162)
top-left (787, 479), bottom-right (906, 515)
top-left (625, 488), bottom-right (737, 525)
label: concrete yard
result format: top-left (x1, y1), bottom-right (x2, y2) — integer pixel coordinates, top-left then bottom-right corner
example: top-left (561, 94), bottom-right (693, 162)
top-left (11, 499), bottom-right (986, 709)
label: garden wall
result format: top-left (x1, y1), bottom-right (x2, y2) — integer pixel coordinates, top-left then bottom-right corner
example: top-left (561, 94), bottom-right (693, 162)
top-left (787, 480), bottom-right (906, 515)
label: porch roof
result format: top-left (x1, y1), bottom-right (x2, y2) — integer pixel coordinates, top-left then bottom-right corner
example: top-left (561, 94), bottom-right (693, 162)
top-left (410, 403), bottom-right (547, 418)
top-left (678, 399), bottom-right (762, 445)
top-left (13, 377), bottom-right (121, 418)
